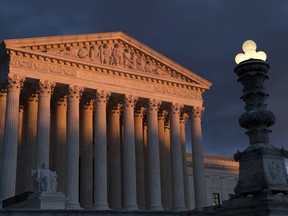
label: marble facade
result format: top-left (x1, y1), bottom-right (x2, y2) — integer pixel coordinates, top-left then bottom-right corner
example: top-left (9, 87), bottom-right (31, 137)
top-left (0, 32), bottom-right (212, 211)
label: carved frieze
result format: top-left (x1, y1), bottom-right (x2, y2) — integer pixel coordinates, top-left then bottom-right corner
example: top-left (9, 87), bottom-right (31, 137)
top-left (10, 55), bottom-right (77, 77)
top-left (9, 55), bottom-right (203, 102)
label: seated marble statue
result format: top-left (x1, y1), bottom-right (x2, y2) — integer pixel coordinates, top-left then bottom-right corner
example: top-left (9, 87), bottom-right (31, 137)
top-left (32, 163), bottom-right (58, 192)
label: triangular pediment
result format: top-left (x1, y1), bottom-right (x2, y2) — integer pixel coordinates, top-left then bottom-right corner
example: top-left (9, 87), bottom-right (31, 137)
top-left (4, 32), bottom-right (211, 90)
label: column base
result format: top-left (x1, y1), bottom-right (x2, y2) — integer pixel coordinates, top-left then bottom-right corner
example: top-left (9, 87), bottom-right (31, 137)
top-left (122, 204), bottom-right (138, 211)
top-left (172, 206), bottom-right (187, 211)
top-left (92, 203), bottom-right (110, 210)
top-left (65, 202), bottom-right (82, 210)
top-left (147, 205), bottom-right (163, 211)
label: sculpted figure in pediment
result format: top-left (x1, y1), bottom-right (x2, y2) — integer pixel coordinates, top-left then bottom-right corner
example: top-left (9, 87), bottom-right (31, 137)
top-left (102, 44), bottom-right (113, 65)
top-left (111, 43), bottom-right (122, 66)
top-left (78, 46), bottom-right (89, 60)
top-left (89, 45), bottom-right (101, 63)
top-left (136, 56), bottom-right (145, 71)
top-left (145, 60), bottom-right (155, 73)
top-left (123, 48), bottom-right (135, 69)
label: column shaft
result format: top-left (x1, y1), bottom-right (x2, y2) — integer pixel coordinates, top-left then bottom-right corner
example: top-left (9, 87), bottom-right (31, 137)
top-left (0, 89), bottom-right (6, 176)
top-left (147, 99), bottom-right (162, 210)
top-left (190, 107), bottom-right (207, 210)
top-left (170, 103), bottom-right (185, 211)
top-left (16, 105), bottom-right (25, 194)
top-left (108, 103), bottom-right (122, 209)
top-left (35, 80), bottom-right (55, 168)
top-left (135, 107), bottom-right (146, 209)
top-left (122, 95), bottom-right (138, 210)
top-left (93, 90), bottom-right (110, 210)
top-left (164, 122), bottom-right (172, 208)
top-left (0, 75), bottom-right (24, 203)
top-left (80, 99), bottom-right (93, 209)
top-left (54, 97), bottom-right (67, 193)
top-left (23, 94), bottom-right (38, 192)
top-left (180, 113), bottom-right (191, 209)
top-left (158, 111), bottom-right (169, 210)
top-left (65, 85), bottom-right (83, 209)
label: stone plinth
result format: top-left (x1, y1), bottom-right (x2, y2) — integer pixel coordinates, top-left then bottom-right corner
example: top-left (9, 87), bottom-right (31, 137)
top-left (6, 192), bottom-right (66, 210)
top-left (217, 194), bottom-right (288, 216)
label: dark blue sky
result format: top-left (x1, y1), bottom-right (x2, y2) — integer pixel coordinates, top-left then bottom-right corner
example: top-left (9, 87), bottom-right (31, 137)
top-left (1, 0), bottom-right (288, 155)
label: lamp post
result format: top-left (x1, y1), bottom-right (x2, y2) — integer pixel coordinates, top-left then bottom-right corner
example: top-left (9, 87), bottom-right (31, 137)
top-left (217, 40), bottom-right (288, 216)
top-left (233, 40), bottom-right (288, 196)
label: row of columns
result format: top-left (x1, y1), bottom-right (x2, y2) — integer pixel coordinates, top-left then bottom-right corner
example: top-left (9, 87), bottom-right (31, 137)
top-left (0, 75), bottom-right (207, 210)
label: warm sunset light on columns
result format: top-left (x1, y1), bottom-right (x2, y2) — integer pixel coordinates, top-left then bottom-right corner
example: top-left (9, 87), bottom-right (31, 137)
top-left (135, 106), bottom-right (146, 210)
top-left (170, 103), bottom-right (186, 211)
top-left (122, 95), bottom-right (138, 210)
top-left (108, 103), bottom-right (122, 209)
top-left (35, 80), bottom-right (55, 168)
top-left (93, 90), bottom-right (110, 210)
top-left (80, 98), bottom-right (93, 209)
top-left (147, 99), bottom-right (163, 210)
top-left (0, 75), bottom-right (24, 203)
top-left (65, 85), bottom-right (83, 209)
top-left (190, 106), bottom-right (207, 210)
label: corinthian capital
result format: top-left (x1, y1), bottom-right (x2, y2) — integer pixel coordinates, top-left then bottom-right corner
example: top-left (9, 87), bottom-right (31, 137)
top-left (7, 74), bottom-right (25, 92)
top-left (124, 95), bottom-right (138, 108)
top-left (135, 107), bottom-right (146, 118)
top-left (0, 88), bottom-right (7, 97)
top-left (95, 90), bottom-right (111, 104)
top-left (180, 113), bottom-right (189, 124)
top-left (110, 103), bottom-right (122, 115)
top-left (68, 85), bottom-right (84, 100)
top-left (190, 106), bottom-right (204, 119)
top-left (147, 98), bottom-right (161, 112)
top-left (158, 110), bottom-right (168, 121)
top-left (39, 80), bottom-right (55, 94)
top-left (170, 103), bottom-right (183, 115)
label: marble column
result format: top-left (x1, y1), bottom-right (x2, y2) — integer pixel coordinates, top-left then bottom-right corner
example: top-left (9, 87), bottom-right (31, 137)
top-left (164, 121), bottom-right (172, 209)
top-left (0, 89), bottom-right (6, 175)
top-left (16, 104), bottom-right (25, 194)
top-left (180, 113), bottom-right (190, 209)
top-left (158, 110), bottom-right (169, 210)
top-left (35, 80), bottom-right (55, 168)
top-left (190, 106), bottom-right (207, 210)
top-left (21, 94), bottom-right (38, 192)
top-left (0, 74), bottom-right (24, 203)
top-left (146, 99), bottom-right (163, 210)
top-left (54, 96), bottom-right (67, 193)
top-left (93, 90), bottom-right (110, 210)
top-left (65, 85), bottom-right (83, 209)
top-left (143, 121), bottom-right (148, 208)
top-left (122, 95), bottom-right (138, 210)
top-left (108, 103), bottom-right (122, 209)
top-left (80, 98), bottom-right (93, 209)
top-left (170, 103), bottom-right (185, 211)
top-left (135, 107), bottom-right (146, 209)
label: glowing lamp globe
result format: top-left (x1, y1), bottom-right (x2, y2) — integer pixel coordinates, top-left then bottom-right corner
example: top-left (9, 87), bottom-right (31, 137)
top-left (257, 51), bottom-right (267, 61)
top-left (235, 40), bottom-right (267, 64)
top-left (242, 40), bottom-right (257, 52)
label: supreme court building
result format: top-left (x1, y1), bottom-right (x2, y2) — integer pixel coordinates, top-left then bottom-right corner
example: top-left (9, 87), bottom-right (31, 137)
top-left (0, 32), bottom-right (213, 211)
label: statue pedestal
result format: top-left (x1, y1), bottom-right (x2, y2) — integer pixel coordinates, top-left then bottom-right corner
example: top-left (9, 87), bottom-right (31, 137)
top-left (217, 193), bottom-right (288, 216)
top-left (8, 192), bottom-right (66, 209)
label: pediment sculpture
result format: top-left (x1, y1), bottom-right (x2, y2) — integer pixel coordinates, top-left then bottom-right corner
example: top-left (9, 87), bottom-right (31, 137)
top-left (41, 40), bottom-right (191, 83)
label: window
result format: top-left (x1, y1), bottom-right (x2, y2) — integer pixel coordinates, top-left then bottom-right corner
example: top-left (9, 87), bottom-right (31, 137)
top-left (212, 193), bottom-right (220, 206)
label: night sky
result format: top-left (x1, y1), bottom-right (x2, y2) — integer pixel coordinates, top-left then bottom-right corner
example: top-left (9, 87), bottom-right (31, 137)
top-left (1, 0), bottom-right (288, 156)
